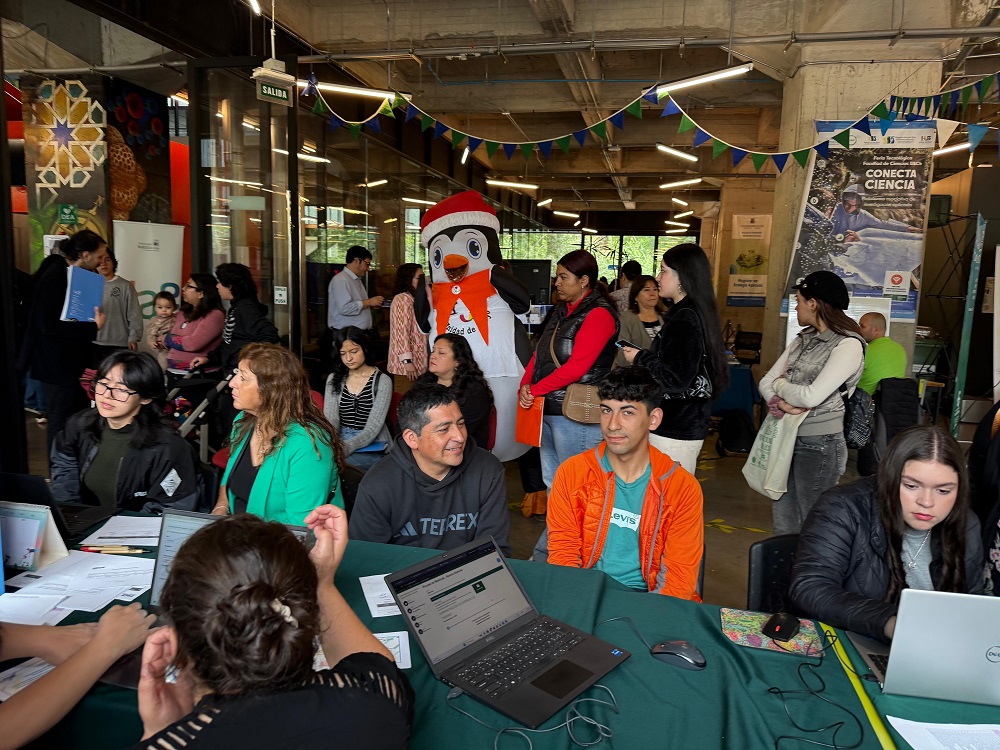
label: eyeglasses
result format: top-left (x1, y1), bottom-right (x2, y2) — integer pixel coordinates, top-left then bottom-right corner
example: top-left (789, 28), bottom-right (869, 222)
top-left (94, 381), bottom-right (139, 401)
top-left (184, 284), bottom-right (199, 291)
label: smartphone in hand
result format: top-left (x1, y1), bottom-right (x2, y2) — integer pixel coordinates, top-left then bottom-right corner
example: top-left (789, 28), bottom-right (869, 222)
top-left (615, 338), bottom-right (643, 350)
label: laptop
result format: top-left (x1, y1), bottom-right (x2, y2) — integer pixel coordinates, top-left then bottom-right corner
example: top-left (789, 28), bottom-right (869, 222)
top-left (101, 509), bottom-right (313, 688)
top-left (384, 537), bottom-right (630, 728)
top-left (846, 589), bottom-right (1000, 707)
top-left (0, 473), bottom-right (115, 543)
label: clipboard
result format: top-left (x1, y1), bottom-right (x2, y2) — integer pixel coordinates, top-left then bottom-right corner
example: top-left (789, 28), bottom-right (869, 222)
top-left (0, 501), bottom-right (69, 572)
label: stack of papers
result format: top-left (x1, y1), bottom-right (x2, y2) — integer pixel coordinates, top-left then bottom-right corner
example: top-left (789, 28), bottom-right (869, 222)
top-left (5, 550), bottom-right (154, 622)
top-left (0, 658), bottom-right (55, 701)
top-left (80, 516), bottom-right (161, 547)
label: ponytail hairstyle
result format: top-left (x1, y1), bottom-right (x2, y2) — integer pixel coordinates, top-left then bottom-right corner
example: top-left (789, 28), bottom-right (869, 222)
top-left (161, 514), bottom-right (319, 694)
top-left (877, 424), bottom-right (969, 604)
top-left (59, 229), bottom-right (107, 261)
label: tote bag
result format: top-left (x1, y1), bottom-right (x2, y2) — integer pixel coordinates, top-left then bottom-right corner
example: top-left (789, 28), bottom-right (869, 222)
top-left (742, 411), bottom-right (809, 500)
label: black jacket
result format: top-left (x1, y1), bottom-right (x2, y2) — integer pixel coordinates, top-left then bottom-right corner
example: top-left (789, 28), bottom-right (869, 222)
top-left (50, 410), bottom-right (201, 513)
top-left (790, 476), bottom-right (984, 640)
top-left (213, 297), bottom-right (280, 371)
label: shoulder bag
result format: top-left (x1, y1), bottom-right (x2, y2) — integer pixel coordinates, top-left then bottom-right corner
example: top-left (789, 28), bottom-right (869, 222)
top-left (742, 410), bottom-right (810, 500)
top-left (839, 383), bottom-right (875, 449)
top-left (660, 310), bottom-right (713, 400)
top-left (549, 327), bottom-right (602, 424)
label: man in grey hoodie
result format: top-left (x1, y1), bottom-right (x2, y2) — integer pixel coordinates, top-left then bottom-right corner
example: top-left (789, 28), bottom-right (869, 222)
top-left (350, 384), bottom-right (510, 554)
top-left (92, 251), bottom-right (142, 364)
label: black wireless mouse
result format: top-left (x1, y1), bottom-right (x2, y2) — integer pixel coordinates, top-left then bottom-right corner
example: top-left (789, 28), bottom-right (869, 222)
top-left (762, 612), bottom-right (801, 642)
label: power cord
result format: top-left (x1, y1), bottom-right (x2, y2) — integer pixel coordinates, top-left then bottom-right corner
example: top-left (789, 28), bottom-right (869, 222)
top-left (594, 616), bottom-right (655, 650)
top-left (445, 684), bottom-right (619, 750)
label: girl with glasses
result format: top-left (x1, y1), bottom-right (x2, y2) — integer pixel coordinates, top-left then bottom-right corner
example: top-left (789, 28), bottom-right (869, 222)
top-left (50, 350), bottom-right (200, 512)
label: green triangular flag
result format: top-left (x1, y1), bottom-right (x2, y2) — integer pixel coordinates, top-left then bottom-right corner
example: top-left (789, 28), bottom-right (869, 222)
top-left (677, 114), bottom-right (696, 133)
top-left (347, 123), bottom-right (361, 140)
top-left (520, 143), bottom-right (534, 159)
top-left (792, 149), bottom-right (810, 168)
top-left (923, 96), bottom-right (932, 114)
top-left (894, 97), bottom-right (905, 112)
top-left (485, 141), bottom-right (500, 158)
top-left (555, 136), bottom-right (572, 154)
top-left (750, 153), bottom-right (769, 172)
top-left (625, 100), bottom-right (643, 119)
top-left (711, 139), bottom-right (729, 159)
top-left (420, 114), bottom-right (434, 132)
top-left (905, 98), bottom-right (914, 115)
top-left (833, 129), bottom-right (852, 149)
top-left (378, 100), bottom-right (395, 118)
top-left (871, 101), bottom-right (890, 120)
top-left (960, 85), bottom-right (973, 113)
top-left (980, 75), bottom-right (996, 102)
top-left (451, 132), bottom-right (466, 148)
top-left (311, 97), bottom-right (329, 115)
top-left (392, 94), bottom-right (408, 110)
top-left (590, 121), bottom-right (608, 140)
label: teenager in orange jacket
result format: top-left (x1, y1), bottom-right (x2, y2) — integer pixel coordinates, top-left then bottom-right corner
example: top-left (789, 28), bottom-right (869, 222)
top-left (546, 367), bottom-right (704, 601)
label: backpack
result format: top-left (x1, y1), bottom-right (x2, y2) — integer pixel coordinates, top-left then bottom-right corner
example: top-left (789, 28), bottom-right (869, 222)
top-left (839, 384), bottom-right (875, 449)
top-left (715, 409), bottom-right (757, 457)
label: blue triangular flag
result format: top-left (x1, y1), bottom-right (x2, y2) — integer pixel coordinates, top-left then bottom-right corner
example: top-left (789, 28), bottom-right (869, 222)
top-left (538, 140), bottom-right (553, 158)
top-left (968, 123), bottom-right (990, 152)
top-left (878, 111), bottom-right (898, 136)
top-left (643, 90), bottom-right (660, 104)
top-left (814, 141), bottom-right (830, 158)
top-left (853, 117), bottom-right (871, 137)
top-left (889, 95), bottom-right (897, 111)
top-left (502, 143), bottom-right (518, 159)
top-left (948, 90), bottom-right (960, 116)
top-left (771, 152), bottom-right (789, 172)
top-left (931, 94), bottom-right (942, 115)
top-left (433, 121), bottom-right (449, 139)
top-left (404, 103), bottom-right (419, 123)
top-left (731, 148), bottom-right (748, 167)
top-left (609, 111), bottom-right (625, 130)
top-left (660, 98), bottom-right (681, 117)
top-left (303, 72), bottom-right (318, 98)
top-left (365, 117), bottom-right (381, 134)
top-left (572, 129), bottom-right (588, 146)
top-left (693, 128), bottom-right (712, 147)
top-left (905, 113), bottom-right (928, 122)
top-left (328, 114), bottom-right (344, 130)
top-left (467, 137), bottom-right (483, 153)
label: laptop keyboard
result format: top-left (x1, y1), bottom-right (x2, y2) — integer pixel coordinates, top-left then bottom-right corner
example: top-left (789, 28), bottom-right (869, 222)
top-left (455, 620), bottom-right (584, 699)
top-left (869, 653), bottom-right (889, 675)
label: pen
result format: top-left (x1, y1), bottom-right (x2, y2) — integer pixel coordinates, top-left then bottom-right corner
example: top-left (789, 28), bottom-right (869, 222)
top-left (92, 549), bottom-right (145, 554)
top-left (80, 546), bottom-right (145, 553)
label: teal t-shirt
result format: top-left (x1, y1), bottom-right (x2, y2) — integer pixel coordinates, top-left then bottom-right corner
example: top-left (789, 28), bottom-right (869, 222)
top-left (595, 453), bottom-right (651, 590)
top-left (857, 336), bottom-right (908, 395)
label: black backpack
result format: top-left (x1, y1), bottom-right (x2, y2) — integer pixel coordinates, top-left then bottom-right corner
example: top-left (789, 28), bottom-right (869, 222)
top-left (716, 409), bottom-right (756, 457)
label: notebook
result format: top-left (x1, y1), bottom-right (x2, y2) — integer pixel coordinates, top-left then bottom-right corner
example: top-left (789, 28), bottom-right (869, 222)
top-left (0, 473), bottom-right (115, 544)
top-left (846, 589), bottom-right (1000, 706)
top-left (384, 536), bottom-right (630, 728)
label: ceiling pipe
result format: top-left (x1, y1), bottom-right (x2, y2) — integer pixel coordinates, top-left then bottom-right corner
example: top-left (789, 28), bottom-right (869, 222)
top-left (5, 62), bottom-right (186, 76)
top-left (299, 27), bottom-right (1000, 63)
top-left (947, 5), bottom-right (1000, 73)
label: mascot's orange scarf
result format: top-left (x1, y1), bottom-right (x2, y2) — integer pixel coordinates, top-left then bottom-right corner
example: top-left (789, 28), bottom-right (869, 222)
top-left (431, 268), bottom-right (497, 345)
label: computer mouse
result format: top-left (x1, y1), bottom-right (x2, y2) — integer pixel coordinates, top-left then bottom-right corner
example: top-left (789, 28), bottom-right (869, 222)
top-left (762, 612), bottom-right (801, 642)
top-left (650, 640), bottom-right (707, 671)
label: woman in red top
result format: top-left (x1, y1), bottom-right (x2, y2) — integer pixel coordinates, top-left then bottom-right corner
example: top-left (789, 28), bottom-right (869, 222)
top-left (518, 250), bottom-right (619, 489)
top-left (164, 274), bottom-right (225, 371)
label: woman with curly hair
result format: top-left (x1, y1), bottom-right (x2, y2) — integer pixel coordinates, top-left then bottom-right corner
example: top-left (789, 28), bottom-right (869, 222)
top-left (418, 333), bottom-right (494, 449)
top-left (214, 343), bottom-right (344, 524)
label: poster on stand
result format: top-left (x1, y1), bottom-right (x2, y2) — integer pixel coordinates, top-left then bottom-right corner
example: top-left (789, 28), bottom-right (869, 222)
top-left (727, 214), bottom-right (771, 306)
top-left (783, 119), bottom-right (936, 321)
top-left (112, 221), bottom-right (184, 316)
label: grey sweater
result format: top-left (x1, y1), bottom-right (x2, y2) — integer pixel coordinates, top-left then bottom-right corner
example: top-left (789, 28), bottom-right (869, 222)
top-left (94, 276), bottom-right (143, 348)
top-left (323, 370), bottom-right (393, 456)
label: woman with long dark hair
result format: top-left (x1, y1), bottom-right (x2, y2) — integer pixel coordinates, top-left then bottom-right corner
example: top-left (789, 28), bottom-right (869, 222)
top-left (418, 333), bottom-right (494, 448)
top-left (790, 425), bottom-right (984, 640)
top-left (758, 271), bottom-right (865, 534)
top-left (387, 263), bottom-right (429, 382)
top-left (133, 510), bottom-right (413, 748)
top-left (50, 350), bottom-right (200, 512)
top-left (324, 327), bottom-right (392, 470)
top-left (621, 244), bottom-right (728, 474)
top-left (519, 249), bottom-right (619, 489)
top-left (215, 343), bottom-right (345, 524)
top-left (164, 273), bottom-right (225, 371)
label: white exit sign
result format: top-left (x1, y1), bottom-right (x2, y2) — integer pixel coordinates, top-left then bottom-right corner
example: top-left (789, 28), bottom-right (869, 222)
top-left (274, 286), bottom-right (288, 305)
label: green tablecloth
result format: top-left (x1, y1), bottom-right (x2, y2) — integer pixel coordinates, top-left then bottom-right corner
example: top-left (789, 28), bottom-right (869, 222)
top-left (29, 538), bottom-right (1000, 749)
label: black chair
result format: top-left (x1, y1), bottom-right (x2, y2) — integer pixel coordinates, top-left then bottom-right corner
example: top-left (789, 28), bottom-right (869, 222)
top-left (733, 331), bottom-right (762, 366)
top-left (746, 534), bottom-right (800, 613)
top-left (339, 464), bottom-right (366, 520)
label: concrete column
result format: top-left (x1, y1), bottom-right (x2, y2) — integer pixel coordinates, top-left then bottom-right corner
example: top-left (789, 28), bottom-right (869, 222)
top-left (762, 54), bottom-right (942, 368)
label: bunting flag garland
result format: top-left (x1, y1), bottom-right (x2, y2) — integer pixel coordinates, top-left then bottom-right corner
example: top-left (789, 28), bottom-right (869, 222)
top-left (832, 130), bottom-right (852, 149)
top-left (608, 112), bottom-right (625, 130)
top-left (960, 86), bottom-right (973, 114)
top-left (661, 99), bottom-right (681, 117)
top-left (750, 153), bottom-right (769, 172)
top-left (451, 132), bottom-right (467, 148)
top-left (302, 73), bottom-right (318, 98)
top-left (731, 148), bottom-right (748, 167)
top-left (329, 114), bottom-right (344, 130)
top-left (365, 117), bottom-right (381, 134)
top-left (467, 137), bottom-right (483, 153)
top-left (712, 138), bottom-right (729, 159)
top-left (814, 141), bottom-right (830, 159)
top-left (771, 153), bottom-right (789, 173)
top-left (419, 114), bottom-right (434, 132)
top-left (791, 149), bottom-right (810, 168)
top-left (538, 140), bottom-right (553, 158)
top-left (642, 90), bottom-right (660, 105)
top-left (502, 143), bottom-right (517, 159)
top-left (432, 121), bottom-right (449, 139)
top-left (555, 135), bottom-right (572, 154)
top-left (677, 114), bottom-right (696, 134)
top-left (591, 121), bottom-right (608, 140)
top-left (968, 123), bottom-right (990, 152)
top-left (347, 123), bottom-right (361, 139)
top-left (404, 104), bottom-right (419, 123)
top-left (853, 117), bottom-right (872, 137)
top-left (572, 129), bottom-right (588, 146)
top-left (520, 143), bottom-right (534, 159)
top-left (378, 100), bottom-right (395, 118)
top-left (693, 128), bottom-right (712, 147)
top-left (485, 141), bottom-right (500, 158)
top-left (625, 99), bottom-right (644, 119)
top-left (311, 97), bottom-right (329, 115)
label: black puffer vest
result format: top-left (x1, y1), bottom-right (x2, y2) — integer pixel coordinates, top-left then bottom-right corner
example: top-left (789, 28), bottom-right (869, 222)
top-left (532, 291), bottom-right (619, 415)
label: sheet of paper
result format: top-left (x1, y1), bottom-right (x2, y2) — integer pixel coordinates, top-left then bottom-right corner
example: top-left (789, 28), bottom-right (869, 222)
top-left (360, 574), bottom-right (401, 617)
top-left (6, 550), bottom-right (99, 588)
top-left (887, 716), bottom-right (1000, 750)
top-left (0, 658), bottom-right (55, 701)
top-left (374, 631), bottom-right (412, 669)
top-left (80, 516), bottom-right (162, 547)
top-left (0, 593), bottom-right (67, 625)
top-left (42, 607), bottom-right (72, 626)
top-left (72, 557), bottom-right (154, 589)
top-left (19, 574), bottom-right (128, 613)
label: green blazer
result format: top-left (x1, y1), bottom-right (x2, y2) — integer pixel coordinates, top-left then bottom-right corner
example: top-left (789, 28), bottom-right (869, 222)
top-left (222, 416), bottom-right (344, 525)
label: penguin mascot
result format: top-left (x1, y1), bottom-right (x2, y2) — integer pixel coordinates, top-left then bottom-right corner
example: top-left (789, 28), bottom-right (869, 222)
top-left (414, 191), bottom-right (531, 462)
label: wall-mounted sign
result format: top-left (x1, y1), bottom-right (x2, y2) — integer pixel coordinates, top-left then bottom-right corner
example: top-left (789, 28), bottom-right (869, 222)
top-left (257, 79), bottom-right (292, 107)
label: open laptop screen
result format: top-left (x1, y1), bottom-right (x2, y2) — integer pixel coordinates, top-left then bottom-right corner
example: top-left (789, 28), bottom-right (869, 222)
top-left (387, 538), bottom-right (534, 665)
top-left (149, 511), bottom-right (219, 608)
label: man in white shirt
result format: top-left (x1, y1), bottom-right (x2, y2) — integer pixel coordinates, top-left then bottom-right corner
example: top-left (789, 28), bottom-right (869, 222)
top-left (327, 246), bottom-right (384, 334)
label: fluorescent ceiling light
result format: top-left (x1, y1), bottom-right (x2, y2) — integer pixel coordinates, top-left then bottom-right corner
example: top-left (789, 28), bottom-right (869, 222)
top-left (659, 178), bottom-right (702, 190)
top-left (296, 80), bottom-right (410, 101)
top-left (573, 220), bottom-right (581, 227)
top-left (537, 198), bottom-right (552, 207)
top-left (664, 220), bottom-right (690, 228)
top-left (656, 143), bottom-right (698, 162)
top-left (581, 227), bottom-right (597, 234)
top-left (405, 224), bottom-right (421, 230)
top-left (403, 197), bottom-right (435, 206)
top-left (486, 179), bottom-right (539, 190)
top-left (461, 147), bottom-right (470, 165)
top-left (384, 218), bottom-right (398, 224)
top-left (665, 228), bottom-right (691, 234)
top-left (674, 210), bottom-right (694, 219)
top-left (553, 210), bottom-right (580, 218)
top-left (273, 148), bottom-right (331, 164)
top-left (932, 141), bottom-right (970, 157)
top-left (248, 0), bottom-right (261, 14)
top-left (209, 177), bottom-right (263, 187)
top-left (672, 197), bottom-right (689, 206)
top-left (359, 179), bottom-right (388, 188)
top-left (656, 63), bottom-right (753, 96)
